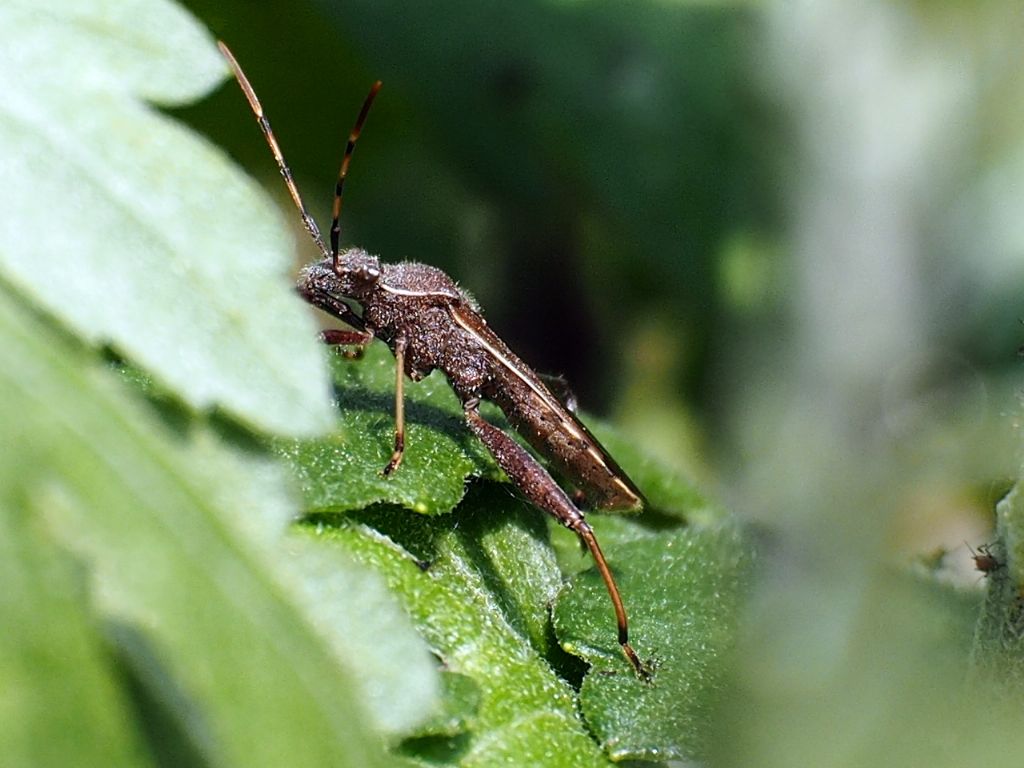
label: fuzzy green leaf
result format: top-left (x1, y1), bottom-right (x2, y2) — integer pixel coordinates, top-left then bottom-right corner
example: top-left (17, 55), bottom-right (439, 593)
top-left (278, 346), bottom-right (498, 515)
top-left (303, 488), bottom-right (617, 767)
top-left (278, 344), bottom-right (687, 522)
top-left (284, 330), bottom-right (749, 763)
top-left (0, 0), bottom-right (335, 436)
top-left (971, 481), bottom-right (1024, 693)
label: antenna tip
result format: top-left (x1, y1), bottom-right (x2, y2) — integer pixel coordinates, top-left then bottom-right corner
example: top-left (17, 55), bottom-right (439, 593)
top-left (217, 40), bottom-right (238, 67)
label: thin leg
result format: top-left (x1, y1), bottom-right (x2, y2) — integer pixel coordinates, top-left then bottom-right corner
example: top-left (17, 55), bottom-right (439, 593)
top-left (382, 336), bottom-right (408, 477)
top-left (463, 398), bottom-right (649, 679)
top-left (321, 329), bottom-right (372, 346)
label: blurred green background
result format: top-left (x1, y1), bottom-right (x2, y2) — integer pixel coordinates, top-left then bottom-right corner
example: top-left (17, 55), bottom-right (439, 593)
top-left (176, 2), bottom-right (1024, 762)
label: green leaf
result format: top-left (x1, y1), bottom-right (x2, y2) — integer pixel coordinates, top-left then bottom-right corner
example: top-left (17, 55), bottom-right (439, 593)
top-left (553, 521), bottom-right (752, 762)
top-left (283, 329), bottom-right (751, 763)
top-left (304, 487), bottom-right (616, 767)
top-left (281, 532), bottom-right (441, 736)
top-left (0, 0), bottom-right (335, 436)
top-left (0, 283), bottom-right (413, 767)
top-left (278, 345), bottom-right (499, 515)
top-left (971, 481), bottom-right (1024, 692)
top-left (279, 344), bottom-right (695, 523)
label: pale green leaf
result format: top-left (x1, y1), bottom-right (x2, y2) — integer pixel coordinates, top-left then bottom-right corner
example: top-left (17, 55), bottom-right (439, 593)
top-left (0, 0), bottom-right (334, 436)
top-left (0, 502), bottom-right (151, 768)
top-left (281, 532), bottom-right (441, 736)
top-left (0, 283), bottom-right (405, 768)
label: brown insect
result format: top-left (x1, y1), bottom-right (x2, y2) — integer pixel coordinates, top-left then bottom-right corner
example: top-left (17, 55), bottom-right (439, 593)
top-left (968, 542), bottom-right (1003, 576)
top-left (218, 43), bottom-right (650, 678)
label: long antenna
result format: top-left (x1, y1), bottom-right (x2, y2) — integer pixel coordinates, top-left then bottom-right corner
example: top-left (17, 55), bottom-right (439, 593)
top-left (218, 41), bottom-right (331, 260)
top-left (329, 81), bottom-right (382, 271)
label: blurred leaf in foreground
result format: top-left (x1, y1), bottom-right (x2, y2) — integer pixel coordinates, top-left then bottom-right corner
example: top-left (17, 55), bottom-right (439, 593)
top-left (0, 282), bottom-right (424, 767)
top-left (0, 0), bottom-right (334, 436)
top-left (0, 499), bottom-right (150, 768)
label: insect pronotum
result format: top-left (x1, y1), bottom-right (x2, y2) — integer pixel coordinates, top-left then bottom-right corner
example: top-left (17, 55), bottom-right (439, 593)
top-left (218, 42), bottom-right (650, 678)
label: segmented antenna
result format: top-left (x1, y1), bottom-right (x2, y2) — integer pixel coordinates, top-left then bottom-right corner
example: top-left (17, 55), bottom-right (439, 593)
top-left (218, 41), bottom-right (332, 260)
top-left (218, 41), bottom-right (382, 271)
top-left (330, 81), bottom-right (382, 271)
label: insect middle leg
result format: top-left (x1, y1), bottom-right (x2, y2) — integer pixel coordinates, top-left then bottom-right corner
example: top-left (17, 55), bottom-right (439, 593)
top-left (302, 287), bottom-right (373, 358)
top-left (320, 329), bottom-right (373, 359)
top-left (381, 335), bottom-right (408, 477)
top-left (462, 398), bottom-right (648, 679)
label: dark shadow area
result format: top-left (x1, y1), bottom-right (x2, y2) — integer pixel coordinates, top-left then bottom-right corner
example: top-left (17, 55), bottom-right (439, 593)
top-left (306, 501), bottom-right (446, 566)
top-left (396, 732), bottom-right (473, 765)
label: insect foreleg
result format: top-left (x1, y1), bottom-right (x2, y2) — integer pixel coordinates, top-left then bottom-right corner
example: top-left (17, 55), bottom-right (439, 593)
top-left (462, 398), bottom-right (648, 679)
top-left (320, 329), bottom-right (372, 359)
